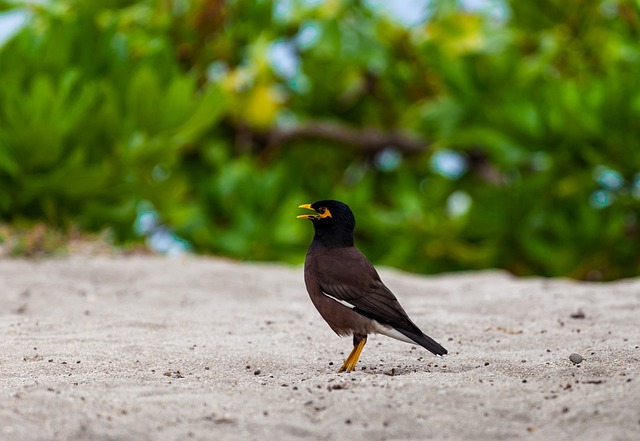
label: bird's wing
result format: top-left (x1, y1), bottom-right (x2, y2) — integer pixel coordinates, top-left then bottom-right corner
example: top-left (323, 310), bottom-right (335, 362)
top-left (314, 247), bottom-right (421, 334)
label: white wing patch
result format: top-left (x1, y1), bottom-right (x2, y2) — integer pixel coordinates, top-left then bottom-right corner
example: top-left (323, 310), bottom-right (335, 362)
top-left (321, 291), bottom-right (355, 309)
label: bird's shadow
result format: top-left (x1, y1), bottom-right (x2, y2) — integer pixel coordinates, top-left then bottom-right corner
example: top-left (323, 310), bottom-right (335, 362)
top-left (353, 364), bottom-right (433, 376)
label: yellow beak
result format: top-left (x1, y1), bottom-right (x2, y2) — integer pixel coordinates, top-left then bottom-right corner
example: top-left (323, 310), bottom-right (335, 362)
top-left (297, 204), bottom-right (317, 219)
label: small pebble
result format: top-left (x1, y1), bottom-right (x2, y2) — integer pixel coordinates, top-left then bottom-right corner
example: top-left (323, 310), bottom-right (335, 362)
top-left (569, 353), bottom-right (583, 364)
top-left (570, 310), bottom-right (586, 319)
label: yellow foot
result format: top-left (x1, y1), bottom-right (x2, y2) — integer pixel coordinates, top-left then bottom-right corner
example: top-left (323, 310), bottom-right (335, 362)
top-left (337, 337), bottom-right (367, 373)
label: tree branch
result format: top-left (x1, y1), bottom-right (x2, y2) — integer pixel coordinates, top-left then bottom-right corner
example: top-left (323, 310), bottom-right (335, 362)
top-left (258, 121), bottom-right (429, 159)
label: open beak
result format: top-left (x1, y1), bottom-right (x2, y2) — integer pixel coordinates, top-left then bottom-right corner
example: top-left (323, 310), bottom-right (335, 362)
top-left (297, 204), bottom-right (318, 219)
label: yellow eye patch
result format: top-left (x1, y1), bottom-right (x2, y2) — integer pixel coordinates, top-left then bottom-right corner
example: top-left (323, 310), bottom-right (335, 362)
top-left (317, 207), bottom-right (332, 218)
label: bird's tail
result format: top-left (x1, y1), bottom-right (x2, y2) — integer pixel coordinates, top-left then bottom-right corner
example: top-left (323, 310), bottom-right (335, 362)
top-left (397, 328), bottom-right (448, 356)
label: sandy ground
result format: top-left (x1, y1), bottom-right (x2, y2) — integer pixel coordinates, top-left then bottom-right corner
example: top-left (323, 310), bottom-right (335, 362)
top-left (1, 255), bottom-right (639, 441)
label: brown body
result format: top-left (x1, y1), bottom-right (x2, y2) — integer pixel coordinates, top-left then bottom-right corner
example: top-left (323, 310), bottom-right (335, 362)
top-left (305, 247), bottom-right (375, 336)
top-left (304, 246), bottom-right (417, 338)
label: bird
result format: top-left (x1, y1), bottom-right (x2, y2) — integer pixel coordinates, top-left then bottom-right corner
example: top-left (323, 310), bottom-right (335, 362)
top-left (297, 200), bottom-right (447, 373)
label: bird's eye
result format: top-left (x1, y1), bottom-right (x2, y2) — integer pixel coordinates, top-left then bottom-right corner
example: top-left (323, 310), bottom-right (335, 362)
top-left (317, 207), bottom-right (332, 218)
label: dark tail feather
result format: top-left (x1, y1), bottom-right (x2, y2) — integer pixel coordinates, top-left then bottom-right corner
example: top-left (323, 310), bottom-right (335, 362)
top-left (397, 328), bottom-right (448, 356)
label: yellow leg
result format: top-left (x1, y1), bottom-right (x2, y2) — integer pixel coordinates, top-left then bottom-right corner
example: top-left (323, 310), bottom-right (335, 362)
top-left (337, 336), bottom-right (367, 373)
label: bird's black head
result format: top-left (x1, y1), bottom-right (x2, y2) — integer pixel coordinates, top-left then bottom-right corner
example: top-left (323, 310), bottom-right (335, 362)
top-left (297, 200), bottom-right (356, 248)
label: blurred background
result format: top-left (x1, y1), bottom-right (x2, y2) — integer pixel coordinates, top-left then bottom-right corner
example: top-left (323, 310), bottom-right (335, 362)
top-left (0, 0), bottom-right (639, 280)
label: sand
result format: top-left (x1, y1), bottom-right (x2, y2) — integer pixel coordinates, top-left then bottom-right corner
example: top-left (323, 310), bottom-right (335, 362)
top-left (1, 255), bottom-right (639, 440)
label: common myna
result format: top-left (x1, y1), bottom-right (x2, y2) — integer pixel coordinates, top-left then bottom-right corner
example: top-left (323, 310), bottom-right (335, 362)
top-left (298, 200), bottom-right (447, 373)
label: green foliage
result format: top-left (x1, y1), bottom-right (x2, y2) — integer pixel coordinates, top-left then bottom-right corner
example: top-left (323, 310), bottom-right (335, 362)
top-left (1, 0), bottom-right (639, 280)
top-left (0, 1), bottom-right (226, 240)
